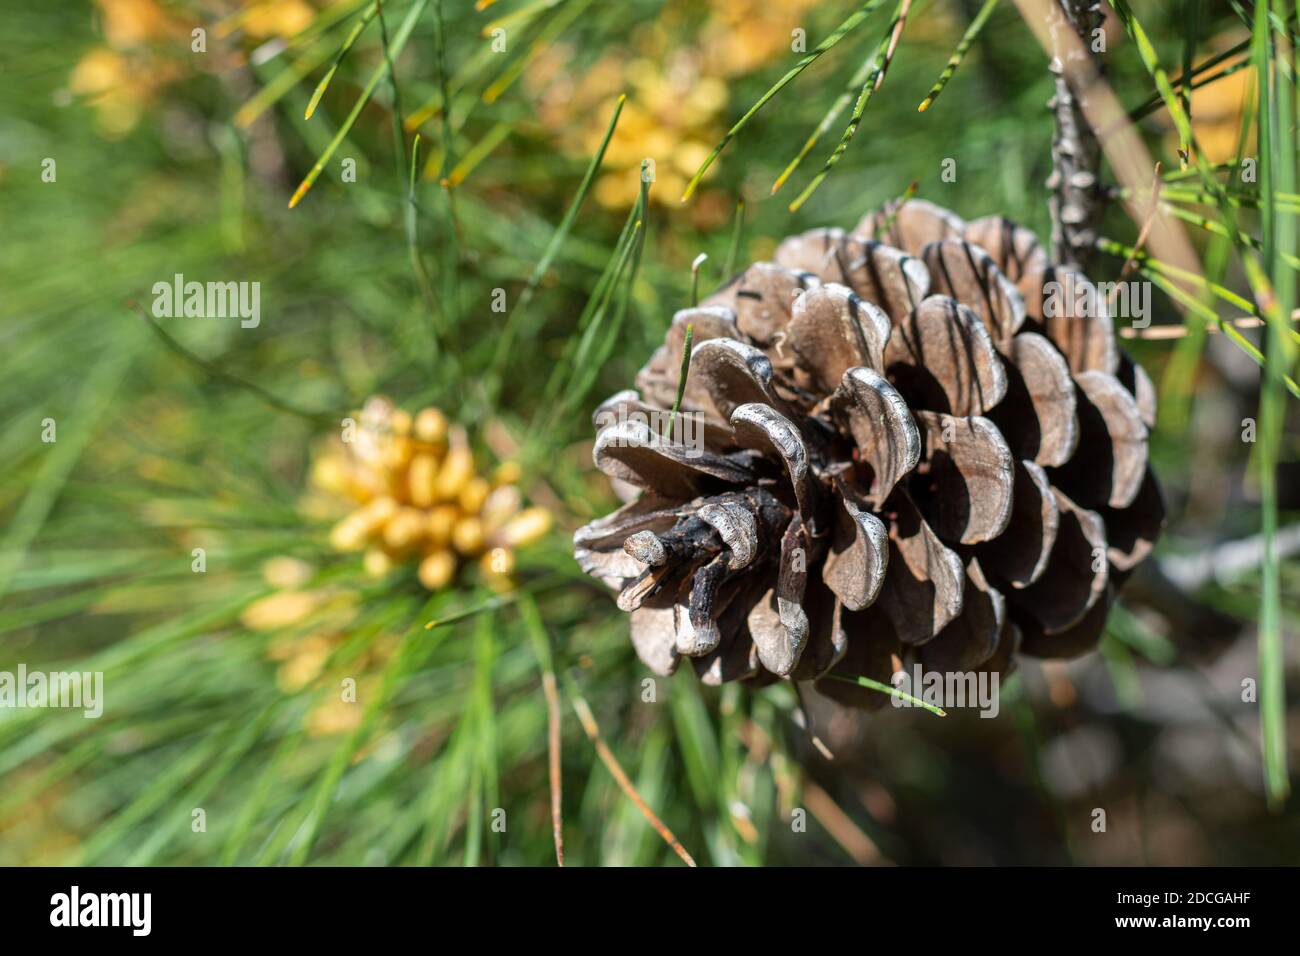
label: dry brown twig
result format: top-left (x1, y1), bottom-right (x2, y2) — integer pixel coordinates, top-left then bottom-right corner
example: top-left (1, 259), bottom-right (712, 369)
top-left (565, 677), bottom-right (697, 866)
top-left (875, 0), bottom-right (915, 92)
top-left (1117, 161), bottom-right (1163, 283)
top-left (1015, 0), bottom-right (1203, 289)
top-left (1119, 310), bottom-right (1300, 339)
top-left (801, 776), bottom-right (888, 866)
top-left (737, 716), bottom-right (888, 865)
top-left (540, 668), bottom-right (564, 866)
top-left (1042, 0), bottom-right (1108, 271)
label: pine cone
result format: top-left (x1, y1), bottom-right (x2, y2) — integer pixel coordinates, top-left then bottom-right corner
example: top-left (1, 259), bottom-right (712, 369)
top-left (574, 199), bottom-right (1163, 709)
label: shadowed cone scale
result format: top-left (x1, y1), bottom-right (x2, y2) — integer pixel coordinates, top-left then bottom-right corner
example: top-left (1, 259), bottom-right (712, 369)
top-left (574, 199), bottom-right (1165, 709)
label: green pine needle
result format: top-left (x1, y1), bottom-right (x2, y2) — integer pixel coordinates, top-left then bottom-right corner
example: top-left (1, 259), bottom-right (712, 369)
top-left (917, 0), bottom-right (999, 113)
top-left (820, 673), bottom-right (948, 717)
top-left (304, 3), bottom-right (379, 120)
top-left (667, 322), bottom-right (694, 430)
top-left (491, 94), bottom-right (627, 384)
top-left (288, 0), bottom-right (430, 208)
top-left (681, 0), bottom-right (888, 202)
top-left (788, 0), bottom-right (913, 213)
top-left (724, 196), bottom-right (746, 277)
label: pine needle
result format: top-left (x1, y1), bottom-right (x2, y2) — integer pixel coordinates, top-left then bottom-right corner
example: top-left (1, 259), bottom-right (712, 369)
top-left (480, 0), bottom-right (563, 37)
top-left (1159, 201), bottom-right (1300, 268)
top-left (801, 776), bottom-right (885, 865)
top-left (236, 41), bottom-right (336, 129)
top-left (870, 180), bottom-right (918, 238)
top-left (667, 322), bottom-right (694, 430)
top-left (820, 672), bottom-right (948, 716)
top-left (1097, 236), bottom-right (1299, 340)
top-left (430, 0), bottom-right (464, 252)
top-left (690, 252), bottom-right (707, 307)
top-left (277, 600), bottom-right (426, 865)
top-left (917, 0), bottom-right (999, 112)
top-left (1125, 42), bottom-right (1253, 124)
top-left (288, 0), bottom-right (430, 208)
top-left (304, 3), bottom-right (378, 120)
top-left (424, 594), bottom-right (517, 629)
top-left (771, 48), bottom-right (876, 195)
top-left (541, 169), bottom-right (649, 420)
top-left (443, 120), bottom-right (511, 186)
top-left (1126, 266), bottom-right (1300, 399)
top-left (563, 674), bottom-right (697, 867)
top-left (490, 94), bottom-right (626, 383)
top-left (519, 596), bottom-right (564, 866)
top-left (723, 196), bottom-right (746, 277)
top-left (788, 0), bottom-right (914, 212)
top-left (1142, 185), bottom-right (1300, 210)
top-left (481, 0), bottom-right (591, 104)
top-left (405, 133), bottom-right (440, 355)
top-left (1250, 0), bottom-right (1294, 809)
top-left (0, 347), bottom-right (134, 602)
top-left (1110, 0), bottom-right (1193, 166)
top-left (1118, 310), bottom-right (1300, 339)
top-left (125, 301), bottom-right (341, 425)
top-left (681, 0), bottom-right (887, 202)
top-left (1115, 162), bottom-right (1163, 282)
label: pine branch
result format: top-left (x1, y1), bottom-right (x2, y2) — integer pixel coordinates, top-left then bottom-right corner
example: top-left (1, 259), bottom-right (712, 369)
top-left (1045, 0), bottom-right (1107, 271)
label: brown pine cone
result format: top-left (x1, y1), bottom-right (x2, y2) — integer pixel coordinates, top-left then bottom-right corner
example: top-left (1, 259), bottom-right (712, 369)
top-left (574, 199), bottom-right (1164, 709)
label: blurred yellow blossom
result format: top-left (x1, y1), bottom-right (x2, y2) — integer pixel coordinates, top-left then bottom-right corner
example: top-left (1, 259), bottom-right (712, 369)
top-left (528, 0), bottom-right (820, 220)
top-left (239, 398), bottom-right (551, 734)
top-left (98, 0), bottom-right (184, 47)
top-left (237, 0), bottom-right (319, 40)
top-left (71, 47), bottom-right (170, 138)
top-left (71, 1), bottom-right (186, 137)
top-left (312, 396), bottom-right (551, 592)
top-left (1153, 31), bottom-right (1257, 164)
top-left (72, 0), bottom-right (326, 138)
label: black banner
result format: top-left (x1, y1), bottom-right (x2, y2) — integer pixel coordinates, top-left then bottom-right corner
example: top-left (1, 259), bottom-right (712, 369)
top-left (0, 866), bottom-right (1286, 941)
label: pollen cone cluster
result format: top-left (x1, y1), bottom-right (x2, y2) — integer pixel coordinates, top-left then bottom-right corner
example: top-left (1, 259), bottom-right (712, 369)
top-left (574, 200), bottom-right (1164, 708)
top-left (315, 397), bottom-right (551, 591)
